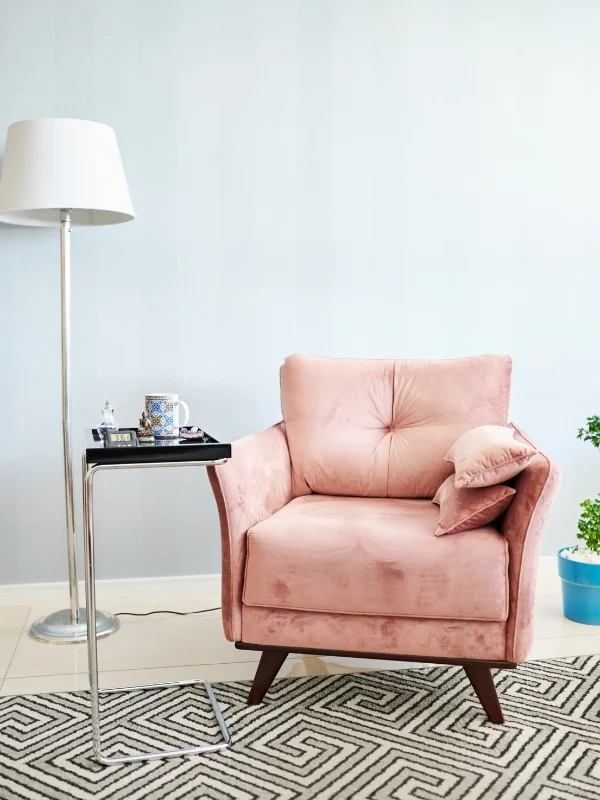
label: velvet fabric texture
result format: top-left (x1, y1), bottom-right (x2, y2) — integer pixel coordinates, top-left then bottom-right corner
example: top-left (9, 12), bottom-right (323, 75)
top-left (241, 606), bottom-right (508, 661)
top-left (432, 475), bottom-right (516, 535)
top-left (207, 356), bottom-right (561, 668)
top-left (445, 424), bottom-right (537, 489)
top-left (280, 354), bottom-right (512, 498)
top-left (244, 496), bottom-right (508, 621)
top-left (207, 423), bottom-right (292, 642)
top-left (503, 425), bottom-right (561, 663)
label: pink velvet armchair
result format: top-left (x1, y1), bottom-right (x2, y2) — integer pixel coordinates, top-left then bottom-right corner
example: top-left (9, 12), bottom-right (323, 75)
top-left (208, 354), bottom-right (560, 723)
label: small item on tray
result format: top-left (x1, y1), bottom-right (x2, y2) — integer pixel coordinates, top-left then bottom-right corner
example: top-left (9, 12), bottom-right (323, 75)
top-left (137, 410), bottom-right (155, 443)
top-left (103, 429), bottom-right (139, 448)
top-left (97, 401), bottom-right (118, 439)
top-left (179, 426), bottom-right (205, 440)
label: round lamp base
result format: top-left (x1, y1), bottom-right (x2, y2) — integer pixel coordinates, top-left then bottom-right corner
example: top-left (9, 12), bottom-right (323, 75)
top-left (29, 608), bottom-right (120, 644)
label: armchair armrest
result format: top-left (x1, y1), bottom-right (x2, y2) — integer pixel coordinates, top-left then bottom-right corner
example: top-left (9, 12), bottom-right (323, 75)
top-left (207, 423), bottom-right (293, 641)
top-left (503, 424), bottom-right (561, 662)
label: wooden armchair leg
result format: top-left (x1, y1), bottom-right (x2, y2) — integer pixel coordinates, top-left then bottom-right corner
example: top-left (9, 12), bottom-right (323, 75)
top-left (463, 664), bottom-right (504, 724)
top-left (248, 649), bottom-right (290, 705)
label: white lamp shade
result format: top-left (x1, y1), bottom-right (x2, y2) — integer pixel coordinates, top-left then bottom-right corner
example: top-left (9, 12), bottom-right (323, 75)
top-left (0, 118), bottom-right (134, 226)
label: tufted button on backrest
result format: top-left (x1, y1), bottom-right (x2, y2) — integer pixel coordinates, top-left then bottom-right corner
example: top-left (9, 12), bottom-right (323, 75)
top-left (280, 353), bottom-right (512, 499)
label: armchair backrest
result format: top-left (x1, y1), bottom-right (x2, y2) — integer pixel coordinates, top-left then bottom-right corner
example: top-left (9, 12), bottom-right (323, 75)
top-left (280, 353), bottom-right (512, 498)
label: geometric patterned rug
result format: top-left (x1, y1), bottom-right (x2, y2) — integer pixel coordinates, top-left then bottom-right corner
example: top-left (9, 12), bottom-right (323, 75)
top-left (1, 655), bottom-right (600, 800)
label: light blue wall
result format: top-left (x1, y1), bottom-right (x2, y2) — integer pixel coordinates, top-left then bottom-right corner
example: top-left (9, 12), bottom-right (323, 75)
top-left (1, 0), bottom-right (598, 583)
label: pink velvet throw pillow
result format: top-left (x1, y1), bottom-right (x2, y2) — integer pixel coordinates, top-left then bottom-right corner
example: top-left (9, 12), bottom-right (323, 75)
top-left (433, 475), bottom-right (516, 535)
top-left (445, 425), bottom-right (536, 489)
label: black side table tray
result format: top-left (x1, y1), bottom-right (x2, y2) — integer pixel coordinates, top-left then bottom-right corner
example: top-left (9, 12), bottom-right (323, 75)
top-left (82, 428), bottom-right (233, 765)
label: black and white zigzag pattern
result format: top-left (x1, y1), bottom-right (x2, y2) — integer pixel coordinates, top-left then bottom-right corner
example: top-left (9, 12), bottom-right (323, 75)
top-left (1, 655), bottom-right (600, 800)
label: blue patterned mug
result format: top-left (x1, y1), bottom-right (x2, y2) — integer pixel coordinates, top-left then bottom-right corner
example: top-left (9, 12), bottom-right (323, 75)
top-left (145, 393), bottom-right (190, 439)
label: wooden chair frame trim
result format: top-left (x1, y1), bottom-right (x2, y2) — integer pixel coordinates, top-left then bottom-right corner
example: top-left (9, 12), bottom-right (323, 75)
top-left (235, 642), bottom-right (516, 724)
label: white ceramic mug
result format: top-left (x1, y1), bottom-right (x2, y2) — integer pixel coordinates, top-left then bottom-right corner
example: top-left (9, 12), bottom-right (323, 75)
top-left (145, 393), bottom-right (190, 439)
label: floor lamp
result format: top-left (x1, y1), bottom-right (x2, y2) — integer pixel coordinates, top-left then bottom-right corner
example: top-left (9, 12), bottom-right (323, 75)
top-left (0, 118), bottom-right (134, 643)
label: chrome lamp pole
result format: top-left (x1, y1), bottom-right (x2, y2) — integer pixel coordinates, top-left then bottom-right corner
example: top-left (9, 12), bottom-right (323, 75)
top-left (29, 210), bottom-right (119, 643)
top-left (0, 119), bottom-right (134, 643)
top-left (61, 209), bottom-right (80, 627)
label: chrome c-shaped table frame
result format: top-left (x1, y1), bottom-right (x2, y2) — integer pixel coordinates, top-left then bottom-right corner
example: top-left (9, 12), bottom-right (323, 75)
top-left (82, 448), bottom-right (232, 765)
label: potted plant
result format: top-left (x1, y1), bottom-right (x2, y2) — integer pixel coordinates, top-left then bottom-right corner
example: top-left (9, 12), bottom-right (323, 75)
top-left (558, 416), bottom-right (600, 624)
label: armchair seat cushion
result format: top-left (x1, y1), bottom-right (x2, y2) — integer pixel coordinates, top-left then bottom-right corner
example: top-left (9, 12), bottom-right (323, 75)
top-left (243, 495), bottom-right (509, 622)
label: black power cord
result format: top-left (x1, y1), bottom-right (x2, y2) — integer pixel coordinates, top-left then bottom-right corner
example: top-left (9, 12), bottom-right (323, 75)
top-left (114, 607), bottom-right (221, 617)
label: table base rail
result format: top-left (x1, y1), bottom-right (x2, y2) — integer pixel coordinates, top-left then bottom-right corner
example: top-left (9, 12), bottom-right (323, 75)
top-left (82, 457), bottom-right (233, 766)
top-left (92, 678), bottom-right (232, 765)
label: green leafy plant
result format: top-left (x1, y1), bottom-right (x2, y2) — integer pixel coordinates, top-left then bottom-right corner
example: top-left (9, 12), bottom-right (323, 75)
top-left (577, 417), bottom-right (600, 554)
top-left (577, 496), bottom-right (600, 554)
top-left (577, 416), bottom-right (600, 448)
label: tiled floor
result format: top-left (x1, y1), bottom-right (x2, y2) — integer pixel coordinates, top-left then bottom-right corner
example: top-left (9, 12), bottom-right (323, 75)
top-left (0, 560), bottom-right (598, 697)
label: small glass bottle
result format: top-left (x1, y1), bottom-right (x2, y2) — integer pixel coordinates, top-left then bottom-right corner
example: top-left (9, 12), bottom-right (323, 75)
top-left (98, 401), bottom-right (118, 439)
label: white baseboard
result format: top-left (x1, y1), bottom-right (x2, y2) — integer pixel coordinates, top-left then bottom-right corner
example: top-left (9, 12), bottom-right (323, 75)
top-left (0, 574), bottom-right (221, 607)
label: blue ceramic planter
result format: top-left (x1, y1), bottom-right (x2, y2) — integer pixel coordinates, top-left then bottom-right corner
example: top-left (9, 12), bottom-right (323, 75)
top-left (558, 547), bottom-right (600, 625)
